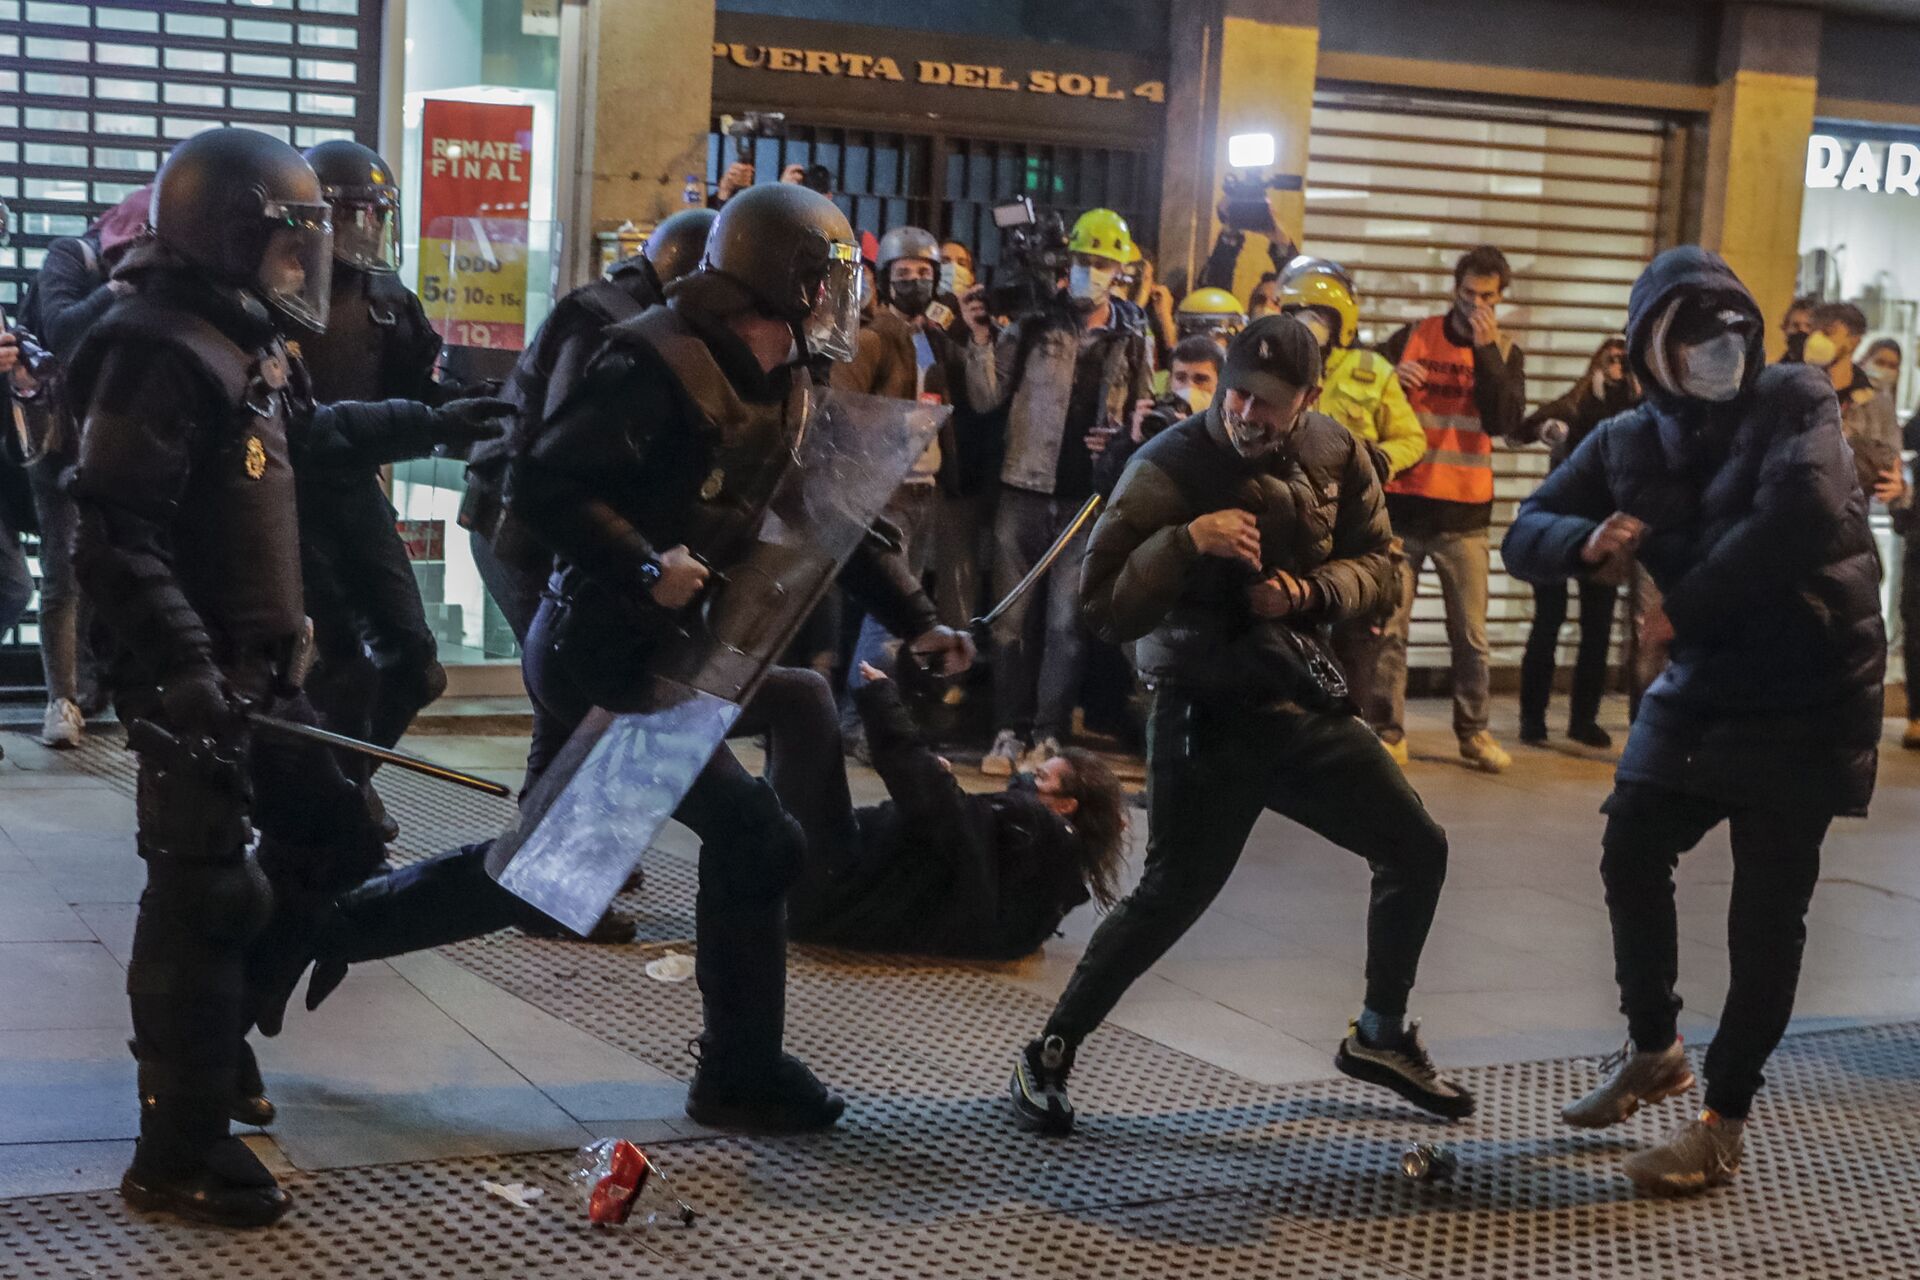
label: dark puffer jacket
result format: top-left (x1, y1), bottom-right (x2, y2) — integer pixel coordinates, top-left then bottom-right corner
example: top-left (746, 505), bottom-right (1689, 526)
top-left (1503, 247), bottom-right (1885, 816)
top-left (1083, 405), bottom-right (1393, 703)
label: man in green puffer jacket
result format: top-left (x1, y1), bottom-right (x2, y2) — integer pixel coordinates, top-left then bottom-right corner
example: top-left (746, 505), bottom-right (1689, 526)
top-left (1007, 315), bottom-right (1471, 1137)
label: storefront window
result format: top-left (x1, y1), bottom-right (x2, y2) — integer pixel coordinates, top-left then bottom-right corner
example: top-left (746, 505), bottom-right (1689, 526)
top-left (394, 0), bottom-right (565, 662)
top-left (1798, 121), bottom-right (1916, 647)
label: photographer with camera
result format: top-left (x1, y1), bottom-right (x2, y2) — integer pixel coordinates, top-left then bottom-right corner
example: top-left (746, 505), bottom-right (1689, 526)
top-left (963, 207), bottom-right (1154, 777)
top-left (1197, 174), bottom-right (1299, 298)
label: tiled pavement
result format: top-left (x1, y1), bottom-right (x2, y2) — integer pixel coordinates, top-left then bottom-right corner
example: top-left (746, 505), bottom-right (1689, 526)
top-left (2, 701), bottom-right (1920, 1275)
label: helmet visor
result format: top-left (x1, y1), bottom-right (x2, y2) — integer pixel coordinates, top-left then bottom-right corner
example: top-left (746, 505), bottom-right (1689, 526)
top-left (1179, 313), bottom-right (1243, 340)
top-left (802, 240), bottom-right (863, 363)
top-left (258, 200), bottom-right (334, 332)
top-left (331, 200), bottom-right (400, 273)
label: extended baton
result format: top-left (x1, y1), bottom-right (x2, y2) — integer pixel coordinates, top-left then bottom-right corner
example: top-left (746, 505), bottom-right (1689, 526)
top-left (972, 493), bottom-right (1103, 632)
top-left (248, 714), bottom-right (512, 799)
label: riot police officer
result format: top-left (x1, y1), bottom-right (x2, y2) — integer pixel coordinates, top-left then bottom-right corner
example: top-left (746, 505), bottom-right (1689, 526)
top-left (291, 184), bottom-right (974, 1133)
top-left (295, 140), bottom-right (450, 835)
top-left (65, 127), bottom-right (506, 1227)
top-left (466, 206), bottom-right (717, 647)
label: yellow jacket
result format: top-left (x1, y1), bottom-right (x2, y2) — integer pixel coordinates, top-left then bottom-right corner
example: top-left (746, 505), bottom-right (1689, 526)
top-left (1316, 347), bottom-right (1426, 478)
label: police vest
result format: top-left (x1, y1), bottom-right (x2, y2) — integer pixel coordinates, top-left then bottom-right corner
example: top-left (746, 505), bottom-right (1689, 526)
top-left (1383, 314), bottom-right (1493, 505)
top-left (69, 294), bottom-right (307, 661)
top-left (296, 269), bottom-right (437, 405)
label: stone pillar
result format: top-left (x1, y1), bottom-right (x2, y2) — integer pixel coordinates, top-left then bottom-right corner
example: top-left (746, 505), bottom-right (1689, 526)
top-left (568, 0), bottom-right (718, 286)
top-left (1156, 0), bottom-right (1319, 300)
top-left (1700, 3), bottom-right (1820, 359)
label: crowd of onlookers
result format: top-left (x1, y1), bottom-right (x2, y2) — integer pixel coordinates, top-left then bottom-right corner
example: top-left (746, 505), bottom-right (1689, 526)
top-left (6, 175), bottom-right (1920, 772)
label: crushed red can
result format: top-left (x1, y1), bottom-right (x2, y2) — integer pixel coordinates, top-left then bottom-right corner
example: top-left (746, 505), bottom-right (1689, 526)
top-left (572, 1138), bottom-right (651, 1225)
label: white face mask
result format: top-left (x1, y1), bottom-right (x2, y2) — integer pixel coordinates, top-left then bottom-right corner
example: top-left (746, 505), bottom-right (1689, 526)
top-left (1802, 331), bottom-right (1841, 369)
top-left (1175, 382), bottom-right (1215, 413)
top-left (1868, 362), bottom-right (1899, 392)
top-left (1222, 402), bottom-right (1298, 459)
top-left (1675, 332), bottom-right (1746, 402)
top-left (1068, 262), bottom-right (1117, 306)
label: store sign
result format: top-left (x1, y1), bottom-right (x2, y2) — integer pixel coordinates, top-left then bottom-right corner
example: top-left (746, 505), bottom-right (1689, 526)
top-left (1806, 134), bottom-right (1920, 197)
top-left (711, 13), bottom-right (1165, 134)
top-left (418, 99), bottom-right (534, 350)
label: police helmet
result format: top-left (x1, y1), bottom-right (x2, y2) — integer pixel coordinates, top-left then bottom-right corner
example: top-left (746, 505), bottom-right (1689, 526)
top-left (642, 207), bottom-right (718, 289)
top-left (303, 138), bottom-right (401, 273)
top-left (154, 128), bottom-right (334, 331)
top-left (702, 183), bottom-right (863, 362)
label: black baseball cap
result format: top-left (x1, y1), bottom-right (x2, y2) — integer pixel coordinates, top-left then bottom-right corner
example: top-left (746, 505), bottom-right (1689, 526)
top-left (1223, 313), bottom-right (1323, 406)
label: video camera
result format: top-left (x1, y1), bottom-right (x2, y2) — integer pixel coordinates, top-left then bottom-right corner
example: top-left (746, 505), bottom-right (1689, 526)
top-left (986, 196), bottom-right (1071, 318)
top-left (719, 112), bottom-right (786, 164)
top-left (1135, 392), bottom-right (1194, 442)
top-left (1218, 168), bottom-right (1305, 235)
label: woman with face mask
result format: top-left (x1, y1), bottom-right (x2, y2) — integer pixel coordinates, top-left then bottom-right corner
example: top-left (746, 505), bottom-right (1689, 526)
top-left (1504, 247), bottom-right (1887, 1197)
top-left (1514, 336), bottom-right (1640, 748)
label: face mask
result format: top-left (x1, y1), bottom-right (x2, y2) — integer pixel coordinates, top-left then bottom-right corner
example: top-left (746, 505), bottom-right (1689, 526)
top-left (1006, 772), bottom-right (1039, 795)
top-left (1222, 403), bottom-right (1288, 458)
top-left (1868, 363), bottom-right (1899, 391)
top-left (891, 278), bottom-right (934, 317)
top-left (1068, 263), bottom-right (1117, 306)
top-left (1175, 382), bottom-right (1214, 413)
top-left (1802, 331), bottom-right (1842, 369)
top-left (1675, 332), bottom-right (1746, 402)
top-left (940, 261), bottom-right (973, 295)
top-left (1783, 331), bottom-right (1808, 362)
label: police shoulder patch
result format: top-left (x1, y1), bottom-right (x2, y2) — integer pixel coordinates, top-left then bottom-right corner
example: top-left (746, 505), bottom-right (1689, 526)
top-left (243, 435), bottom-right (267, 480)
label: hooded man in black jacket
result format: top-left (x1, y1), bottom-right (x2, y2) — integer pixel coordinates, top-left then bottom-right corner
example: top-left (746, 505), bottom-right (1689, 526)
top-left (1504, 247), bottom-right (1885, 1195)
top-left (1007, 316), bottom-right (1468, 1137)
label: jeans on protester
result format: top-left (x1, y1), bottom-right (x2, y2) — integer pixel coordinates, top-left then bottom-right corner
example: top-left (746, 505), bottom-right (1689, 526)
top-left (844, 483), bottom-right (938, 715)
top-left (1520, 578), bottom-right (1618, 731)
top-left (27, 456), bottom-right (85, 702)
top-left (1045, 690), bottom-right (1449, 1044)
top-left (1598, 782), bottom-right (1830, 1120)
top-left (1366, 527), bottom-right (1492, 742)
top-left (990, 487), bottom-right (1090, 743)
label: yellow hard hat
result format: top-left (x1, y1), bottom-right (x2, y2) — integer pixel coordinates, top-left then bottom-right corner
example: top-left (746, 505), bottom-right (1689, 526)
top-left (1279, 256), bottom-right (1359, 346)
top-left (1175, 286), bottom-right (1246, 339)
top-left (1068, 208), bottom-right (1138, 265)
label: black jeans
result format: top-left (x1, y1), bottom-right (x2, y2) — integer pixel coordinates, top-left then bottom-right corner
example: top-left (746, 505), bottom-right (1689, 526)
top-left (1046, 690), bottom-right (1449, 1045)
top-left (1599, 782), bottom-right (1831, 1120)
top-left (1520, 577), bottom-right (1617, 730)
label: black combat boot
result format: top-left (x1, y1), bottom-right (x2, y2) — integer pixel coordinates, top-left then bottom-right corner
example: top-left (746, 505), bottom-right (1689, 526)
top-left (123, 1079), bottom-right (291, 1228)
top-left (683, 1038), bottom-right (845, 1132)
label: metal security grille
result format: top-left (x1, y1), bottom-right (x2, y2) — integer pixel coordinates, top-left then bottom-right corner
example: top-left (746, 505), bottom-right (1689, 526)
top-left (706, 120), bottom-right (1160, 274)
top-left (0, 0), bottom-right (383, 685)
top-left (1305, 88), bottom-right (1676, 681)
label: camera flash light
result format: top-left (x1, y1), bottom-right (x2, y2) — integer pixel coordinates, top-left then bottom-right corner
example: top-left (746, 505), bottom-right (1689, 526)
top-left (1228, 132), bottom-right (1276, 168)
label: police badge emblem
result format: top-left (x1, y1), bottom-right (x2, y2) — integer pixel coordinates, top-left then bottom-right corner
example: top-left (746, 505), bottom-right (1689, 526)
top-left (244, 435), bottom-right (268, 480)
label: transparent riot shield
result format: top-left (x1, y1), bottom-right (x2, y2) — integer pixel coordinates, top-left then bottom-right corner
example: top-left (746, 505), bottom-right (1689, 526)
top-left (485, 387), bottom-right (947, 933)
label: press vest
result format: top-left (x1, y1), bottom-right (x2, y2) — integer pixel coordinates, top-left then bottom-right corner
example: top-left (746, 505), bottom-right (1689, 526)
top-left (1383, 314), bottom-right (1493, 505)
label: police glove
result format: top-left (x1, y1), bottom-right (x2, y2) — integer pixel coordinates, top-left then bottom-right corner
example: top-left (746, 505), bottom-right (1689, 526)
top-left (161, 665), bottom-right (247, 747)
top-left (428, 396), bottom-right (514, 450)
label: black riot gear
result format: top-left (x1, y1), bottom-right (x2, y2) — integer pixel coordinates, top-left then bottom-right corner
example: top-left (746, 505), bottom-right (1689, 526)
top-left (152, 127), bottom-right (334, 331)
top-left (303, 138), bottom-right (402, 274)
top-left (699, 182), bottom-right (863, 360)
top-left (643, 207), bottom-right (718, 291)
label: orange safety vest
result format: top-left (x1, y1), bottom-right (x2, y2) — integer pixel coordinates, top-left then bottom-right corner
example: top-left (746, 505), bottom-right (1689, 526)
top-left (1383, 314), bottom-right (1494, 505)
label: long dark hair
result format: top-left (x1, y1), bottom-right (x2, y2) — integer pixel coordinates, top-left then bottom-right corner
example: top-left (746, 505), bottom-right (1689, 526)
top-left (1058, 747), bottom-right (1128, 908)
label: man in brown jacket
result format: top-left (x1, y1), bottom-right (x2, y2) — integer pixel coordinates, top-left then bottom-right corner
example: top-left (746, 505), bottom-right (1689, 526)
top-left (1007, 316), bottom-right (1471, 1135)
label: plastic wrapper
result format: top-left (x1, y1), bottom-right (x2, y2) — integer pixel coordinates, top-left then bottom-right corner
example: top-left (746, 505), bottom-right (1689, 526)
top-left (569, 1138), bottom-right (698, 1227)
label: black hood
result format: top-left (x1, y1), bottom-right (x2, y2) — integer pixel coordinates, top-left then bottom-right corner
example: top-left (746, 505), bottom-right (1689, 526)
top-left (1624, 246), bottom-right (1765, 409)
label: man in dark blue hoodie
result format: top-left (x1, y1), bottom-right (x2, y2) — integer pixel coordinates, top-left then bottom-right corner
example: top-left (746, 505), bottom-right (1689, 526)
top-left (1504, 248), bottom-right (1885, 1195)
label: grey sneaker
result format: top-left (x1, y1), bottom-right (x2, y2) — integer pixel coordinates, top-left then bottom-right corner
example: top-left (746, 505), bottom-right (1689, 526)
top-left (1023, 735), bottom-right (1063, 773)
top-left (1561, 1038), bottom-right (1695, 1129)
top-left (1622, 1110), bottom-right (1744, 1194)
top-left (40, 697), bottom-right (84, 750)
top-left (1334, 1020), bottom-right (1475, 1119)
top-left (981, 729), bottom-right (1024, 778)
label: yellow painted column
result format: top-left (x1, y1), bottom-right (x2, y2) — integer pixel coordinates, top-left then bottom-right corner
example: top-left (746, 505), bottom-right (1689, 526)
top-left (1155, 0), bottom-right (1318, 299)
top-left (1699, 5), bottom-right (1821, 360)
top-left (570, 0), bottom-right (718, 286)
top-left (1215, 10), bottom-right (1319, 302)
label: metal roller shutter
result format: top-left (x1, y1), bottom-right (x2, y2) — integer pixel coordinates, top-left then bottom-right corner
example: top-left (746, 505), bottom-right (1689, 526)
top-left (1304, 87), bottom-right (1678, 683)
top-left (0, 0), bottom-right (383, 687)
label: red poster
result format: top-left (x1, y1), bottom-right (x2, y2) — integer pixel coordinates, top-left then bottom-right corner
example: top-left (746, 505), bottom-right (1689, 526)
top-left (418, 99), bottom-right (534, 350)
